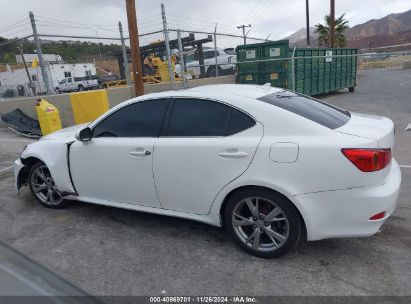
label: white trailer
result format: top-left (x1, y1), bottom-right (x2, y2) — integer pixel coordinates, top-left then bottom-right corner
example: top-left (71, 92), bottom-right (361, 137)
top-left (0, 63), bottom-right (97, 97)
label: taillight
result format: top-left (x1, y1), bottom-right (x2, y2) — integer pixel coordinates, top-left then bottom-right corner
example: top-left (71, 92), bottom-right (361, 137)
top-left (369, 211), bottom-right (386, 220)
top-left (341, 148), bottom-right (392, 172)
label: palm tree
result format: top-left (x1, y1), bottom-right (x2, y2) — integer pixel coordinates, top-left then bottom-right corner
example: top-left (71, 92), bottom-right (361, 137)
top-left (315, 13), bottom-right (349, 47)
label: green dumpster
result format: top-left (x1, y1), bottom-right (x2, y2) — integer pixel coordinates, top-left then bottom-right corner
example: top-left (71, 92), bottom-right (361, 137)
top-left (236, 40), bottom-right (358, 95)
top-left (236, 44), bottom-right (261, 85)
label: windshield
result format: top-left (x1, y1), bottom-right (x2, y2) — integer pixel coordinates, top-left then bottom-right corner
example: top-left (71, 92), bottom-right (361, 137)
top-left (257, 91), bottom-right (350, 129)
top-left (224, 48), bottom-right (236, 55)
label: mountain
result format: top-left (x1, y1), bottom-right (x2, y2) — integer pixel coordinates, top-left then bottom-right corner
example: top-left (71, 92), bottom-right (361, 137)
top-left (286, 27), bottom-right (317, 44)
top-left (283, 8), bottom-right (411, 50)
top-left (347, 10), bottom-right (411, 39)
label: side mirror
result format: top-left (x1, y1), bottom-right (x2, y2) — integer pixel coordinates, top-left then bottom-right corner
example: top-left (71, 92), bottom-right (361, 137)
top-left (76, 127), bottom-right (92, 142)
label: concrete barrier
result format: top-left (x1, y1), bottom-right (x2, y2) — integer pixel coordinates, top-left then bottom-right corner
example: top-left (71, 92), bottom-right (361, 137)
top-left (0, 75), bottom-right (235, 128)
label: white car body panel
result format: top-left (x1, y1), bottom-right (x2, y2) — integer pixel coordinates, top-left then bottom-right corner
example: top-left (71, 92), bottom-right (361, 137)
top-left (153, 123), bottom-right (263, 214)
top-left (70, 138), bottom-right (160, 208)
top-left (15, 84), bottom-right (401, 241)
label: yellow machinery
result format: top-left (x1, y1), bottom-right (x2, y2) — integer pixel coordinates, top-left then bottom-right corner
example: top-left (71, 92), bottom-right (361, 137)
top-left (35, 99), bottom-right (62, 135)
top-left (70, 89), bottom-right (110, 125)
top-left (141, 54), bottom-right (181, 83)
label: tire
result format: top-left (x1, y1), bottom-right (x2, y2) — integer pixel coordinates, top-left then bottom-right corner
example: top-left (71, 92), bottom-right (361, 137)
top-left (55, 87), bottom-right (60, 94)
top-left (28, 161), bottom-right (70, 209)
top-left (224, 188), bottom-right (301, 258)
top-left (207, 66), bottom-right (223, 77)
top-left (78, 85), bottom-right (84, 91)
top-left (349, 86), bottom-right (355, 93)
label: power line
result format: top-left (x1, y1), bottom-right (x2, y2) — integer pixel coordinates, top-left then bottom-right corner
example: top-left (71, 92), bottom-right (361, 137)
top-left (246, 0), bottom-right (273, 25)
top-left (0, 22), bottom-right (31, 34)
top-left (35, 15), bottom-right (119, 29)
top-left (0, 18), bottom-right (28, 31)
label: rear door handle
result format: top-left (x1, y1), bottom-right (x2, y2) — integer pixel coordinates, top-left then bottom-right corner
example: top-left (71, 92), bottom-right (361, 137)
top-left (129, 148), bottom-right (151, 157)
top-left (217, 150), bottom-right (248, 158)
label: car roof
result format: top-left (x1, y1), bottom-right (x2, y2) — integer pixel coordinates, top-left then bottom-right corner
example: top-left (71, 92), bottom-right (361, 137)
top-left (133, 84), bottom-right (286, 106)
top-left (186, 84), bottom-right (284, 99)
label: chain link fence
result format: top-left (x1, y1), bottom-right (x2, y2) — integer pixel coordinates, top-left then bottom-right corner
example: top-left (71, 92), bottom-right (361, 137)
top-left (1, 10), bottom-right (410, 131)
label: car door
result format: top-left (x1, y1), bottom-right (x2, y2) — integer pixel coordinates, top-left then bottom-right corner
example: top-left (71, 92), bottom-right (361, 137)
top-left (66, 77), bottom-right (74, 91)
top-left (153, 98), bottom-right (263, 215)
top-left (70, 98), bottom-right (170, 208)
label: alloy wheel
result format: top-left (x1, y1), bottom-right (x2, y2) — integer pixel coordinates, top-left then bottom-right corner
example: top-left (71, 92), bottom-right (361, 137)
top-left (232, 197), bottom-right (290, 252)
top-left (30, 165), bottom-right (63, 206)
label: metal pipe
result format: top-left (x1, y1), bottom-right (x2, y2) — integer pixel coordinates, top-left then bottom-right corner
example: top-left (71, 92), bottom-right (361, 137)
top-left (306, 0), bottom-right (310, 47)
top-left (119, 21), bottom-right (131, 85)
top-left (291, 47), bottom-right (296, 91)
top-left (177, 29), bottom-right (187, 89)
top-left (214, 23), bottom-right (218, 77)
top-left (161, 3), bottom-right (175, 87)
top-left (29, 11), bottom-right (52, 94)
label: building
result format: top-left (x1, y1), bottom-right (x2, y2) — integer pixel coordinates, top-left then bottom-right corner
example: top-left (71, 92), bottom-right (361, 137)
top-left (15, 54), bottom-right (64, 64)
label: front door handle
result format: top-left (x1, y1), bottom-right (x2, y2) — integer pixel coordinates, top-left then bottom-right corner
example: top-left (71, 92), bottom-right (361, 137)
top-left (129, 148), bottom-right (151, 157)
top-left (217, 150), bottom-right (248, 158)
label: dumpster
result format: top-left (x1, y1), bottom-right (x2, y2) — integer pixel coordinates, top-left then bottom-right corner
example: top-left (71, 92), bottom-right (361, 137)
top-left (236, 40), bottom-right (358, 95)
top-left (70, 89), bottom-right (110, 125)
top-left (236, 43), bottom-right (261, 85)
top-left (35, 99), bottom-right (62, 136)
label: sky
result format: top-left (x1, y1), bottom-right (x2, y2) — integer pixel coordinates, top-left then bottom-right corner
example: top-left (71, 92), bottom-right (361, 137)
top-left (0, 0), bottom-right (410, 45)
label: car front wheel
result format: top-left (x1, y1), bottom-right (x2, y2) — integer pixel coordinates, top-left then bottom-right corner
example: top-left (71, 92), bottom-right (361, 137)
top-left (224, 188), bottom-right (301, 258)
top-left (28, 162), bottom-right (69, 209)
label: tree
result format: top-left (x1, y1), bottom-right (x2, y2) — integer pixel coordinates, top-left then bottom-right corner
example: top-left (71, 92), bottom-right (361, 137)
top-left (315, 13), bottom-right (349, 47)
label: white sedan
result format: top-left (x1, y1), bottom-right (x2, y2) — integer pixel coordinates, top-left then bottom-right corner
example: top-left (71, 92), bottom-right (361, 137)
top-left (14, 84), bottom-right (401, 258)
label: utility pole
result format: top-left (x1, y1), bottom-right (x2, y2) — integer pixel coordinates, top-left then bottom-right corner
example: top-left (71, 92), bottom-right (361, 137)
top-left (161, 3), bottom-right (175, 86)
top-left (330, 0), bottom-right (335, 48)
top-left (125, 0), bottom-right (144, 96)
top-left (29, 11), bottom-right (51, 94)
top-left (237, 24), bottom-right (251, 45)
top-left (306, 0), bottom-right (310, 47)
top-left (118, 21), bottom-right (131, 85)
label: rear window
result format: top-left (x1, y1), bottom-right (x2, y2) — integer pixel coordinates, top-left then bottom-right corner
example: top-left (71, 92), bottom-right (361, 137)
top-left (257, 91), bottom-right (350, 129)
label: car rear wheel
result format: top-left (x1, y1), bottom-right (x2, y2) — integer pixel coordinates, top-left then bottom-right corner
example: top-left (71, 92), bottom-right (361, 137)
top-left (224, 188), bottom-right (301, 258)
top-left (28, 162), bottom-right (69, 209)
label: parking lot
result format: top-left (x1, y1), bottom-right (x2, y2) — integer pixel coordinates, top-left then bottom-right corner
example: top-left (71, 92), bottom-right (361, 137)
top-left (0, 68), bottom-right (410, 296)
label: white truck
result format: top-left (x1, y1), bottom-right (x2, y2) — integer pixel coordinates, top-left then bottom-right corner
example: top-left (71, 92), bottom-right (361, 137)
top-left (175, 48), bottom-right (237, 79)
top-left (55, 77), bottom-right (100, 93)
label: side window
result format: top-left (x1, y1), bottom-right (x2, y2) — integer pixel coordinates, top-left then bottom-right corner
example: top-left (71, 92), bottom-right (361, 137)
top-left (226, 108), bottom-right (256, 135)
top-left (165, 99), bottom-right (255, 137)
top-left (203, 51), bottom-right (215, 59)
top-left (93, 99), bottom-right (169, 138)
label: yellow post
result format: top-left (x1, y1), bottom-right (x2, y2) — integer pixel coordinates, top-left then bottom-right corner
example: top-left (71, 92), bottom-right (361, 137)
top-left (35, 99), bottom-right (63, 135)
top-left (70, 89), bottom-right (110, 125)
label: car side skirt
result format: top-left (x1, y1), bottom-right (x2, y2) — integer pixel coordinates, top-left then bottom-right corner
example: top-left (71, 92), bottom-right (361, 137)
top-left (67, 195), bottom-right (222, 227)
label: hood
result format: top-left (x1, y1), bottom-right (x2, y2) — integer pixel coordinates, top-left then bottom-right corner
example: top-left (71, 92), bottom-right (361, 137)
top-left (39, 123), bottom-right (89, 141)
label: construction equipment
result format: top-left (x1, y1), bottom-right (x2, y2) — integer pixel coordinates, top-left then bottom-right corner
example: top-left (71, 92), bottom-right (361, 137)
top-left (141, 54), bottom-right (180, 83)
top-left (116, 33), bottom-right (213, 83)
